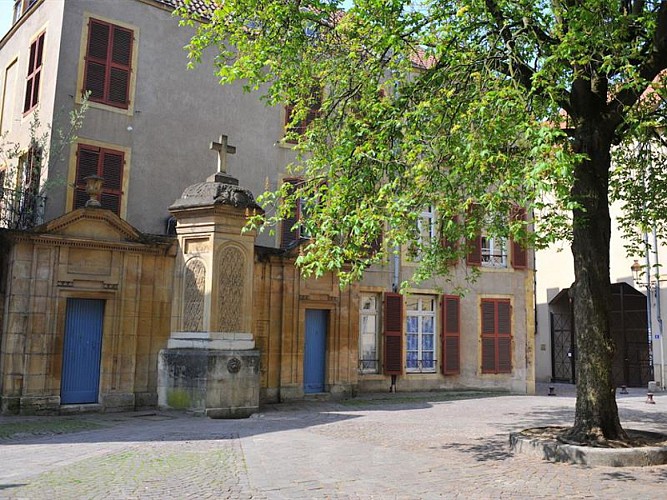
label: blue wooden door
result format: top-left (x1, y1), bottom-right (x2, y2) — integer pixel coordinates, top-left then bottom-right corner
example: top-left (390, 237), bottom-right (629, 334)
top-left (304, 309), bottom-right (328, 393)
top-left (61, 299), bottom-right (105, 404)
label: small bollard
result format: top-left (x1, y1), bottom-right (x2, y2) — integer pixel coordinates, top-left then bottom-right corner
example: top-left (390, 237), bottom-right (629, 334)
top-left (548, 386), bottom-right (556, 396)
top-left (646, 392), bottom-right (656, 404)
top-left (620, 385), bottom-right (628, 394)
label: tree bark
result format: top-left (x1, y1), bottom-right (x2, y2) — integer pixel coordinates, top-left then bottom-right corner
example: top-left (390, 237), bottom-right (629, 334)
top-left (564, 120), bottom-right (626, 443)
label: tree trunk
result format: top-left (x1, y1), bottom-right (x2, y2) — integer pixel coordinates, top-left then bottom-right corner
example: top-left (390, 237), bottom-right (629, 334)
top-left (564, 122), bottom-right (626, 443)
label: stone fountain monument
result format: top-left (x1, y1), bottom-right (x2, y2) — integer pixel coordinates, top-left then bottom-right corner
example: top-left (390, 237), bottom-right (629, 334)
top-left (158, 135), bottom-right (261, 418)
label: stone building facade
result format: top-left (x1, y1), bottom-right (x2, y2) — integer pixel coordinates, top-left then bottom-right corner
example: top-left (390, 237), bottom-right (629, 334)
top-left (0, 0), bottom-right (535, 415)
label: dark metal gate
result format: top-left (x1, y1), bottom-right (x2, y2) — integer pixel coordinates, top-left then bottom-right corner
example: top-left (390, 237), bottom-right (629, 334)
top-left (549, 282), bottom-right (651, 388)
top-left (551, 312), bottom-right (574, 383)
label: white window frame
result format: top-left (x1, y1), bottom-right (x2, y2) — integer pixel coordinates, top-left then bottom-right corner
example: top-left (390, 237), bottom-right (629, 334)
top-left (481, 234), bottom-right (507, 268)
top-left (359, 293), bottom-right (380, 374)
top-left (405, 295), bottom-right (437, 373)
top-left (417, 205), bottom-right (436, 246)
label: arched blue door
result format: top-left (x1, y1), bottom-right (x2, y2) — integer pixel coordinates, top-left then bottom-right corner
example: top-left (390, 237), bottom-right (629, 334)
top-left (304, 309), bottom-right (328, 393)
top-left (61, 299), bottom-right (105, 404)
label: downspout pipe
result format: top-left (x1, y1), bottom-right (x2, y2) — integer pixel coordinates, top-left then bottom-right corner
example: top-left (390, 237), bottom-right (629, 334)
top-left (644, 231), bottom-right (655, 387)
top-left (653, 229), bottom-right (666, 390)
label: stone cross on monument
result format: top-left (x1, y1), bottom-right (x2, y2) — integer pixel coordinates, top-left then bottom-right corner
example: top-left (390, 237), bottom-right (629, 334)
top-left (210, 135), bottom-right (236, 175)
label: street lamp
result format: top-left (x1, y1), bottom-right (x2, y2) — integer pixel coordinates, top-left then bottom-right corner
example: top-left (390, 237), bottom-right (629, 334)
top-left (631, 259), bottom-right (643, 283)
top-left (631, 259), bottom-right (666, 392)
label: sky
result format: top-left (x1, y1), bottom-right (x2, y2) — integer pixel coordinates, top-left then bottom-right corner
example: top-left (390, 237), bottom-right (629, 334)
top-left (1, 0), bottom-right (13, 39)
top-left (0, 1), bottom-right (359, 40)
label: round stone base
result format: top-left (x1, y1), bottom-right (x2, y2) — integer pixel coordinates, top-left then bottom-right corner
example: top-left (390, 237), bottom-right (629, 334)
top-left (510, 427), bottom-right (667, 467)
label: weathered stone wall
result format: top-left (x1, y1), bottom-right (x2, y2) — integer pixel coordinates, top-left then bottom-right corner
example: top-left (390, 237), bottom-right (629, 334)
top-left (253, 253), bottom-right (359, 403)
top-left (0, 209), bottom-right (175, 414)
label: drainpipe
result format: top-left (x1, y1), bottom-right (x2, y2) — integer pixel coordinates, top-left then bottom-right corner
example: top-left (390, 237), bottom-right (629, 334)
top-left (653, 229), bottom-right (666, 390)
top-left (389, 248), bottom-right (400, 392)
top-left (644, 231), bottom-right (655, 387)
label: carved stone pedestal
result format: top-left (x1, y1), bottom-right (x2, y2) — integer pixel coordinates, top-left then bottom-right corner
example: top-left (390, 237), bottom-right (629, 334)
top-left (157, 163), bottom-right (263, 418)
top-left (158, 335), bottom-right (259, 418)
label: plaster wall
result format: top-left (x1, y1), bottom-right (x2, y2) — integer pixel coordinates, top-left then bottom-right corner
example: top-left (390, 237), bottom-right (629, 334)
top-left (42, 0), bottom-right (295, 239)
top-left (359, 254), bottom-right (535, 394)
top-left (0, 0), bottom-right (65, 189)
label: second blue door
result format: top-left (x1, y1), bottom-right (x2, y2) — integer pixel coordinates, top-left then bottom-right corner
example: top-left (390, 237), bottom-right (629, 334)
top-left (304, 309), bottom-right (328, 393)
top-left (61, 298), bottom-right (105, 404)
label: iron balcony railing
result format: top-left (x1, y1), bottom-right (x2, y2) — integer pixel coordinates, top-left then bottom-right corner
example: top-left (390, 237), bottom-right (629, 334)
top-left (0, 186), bottom-right (46, 230)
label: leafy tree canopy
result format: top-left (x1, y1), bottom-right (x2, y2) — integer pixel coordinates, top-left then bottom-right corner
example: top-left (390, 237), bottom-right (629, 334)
top-left (180, 0), bottom-right (667, 283)
top-left (179, 0), bottom-right (667, 442)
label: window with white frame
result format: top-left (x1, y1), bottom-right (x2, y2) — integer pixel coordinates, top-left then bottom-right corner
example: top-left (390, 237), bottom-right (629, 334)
top-left (406, 295), bottom-right (436, 373)
top-left (418, 205), bottom-right (436, 245)
top-left (481, 234), bottom-right (507, 268)
top-left (359, 293), bottom-right (380, 373)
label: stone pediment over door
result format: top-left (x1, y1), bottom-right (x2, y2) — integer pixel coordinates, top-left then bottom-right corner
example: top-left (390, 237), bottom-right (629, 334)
top-left (34, 208), bottom-right (143, 242)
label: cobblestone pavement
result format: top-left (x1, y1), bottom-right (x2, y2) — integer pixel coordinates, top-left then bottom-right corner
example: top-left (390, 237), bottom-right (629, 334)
top-left (1, 386), bottom-right (666, 499)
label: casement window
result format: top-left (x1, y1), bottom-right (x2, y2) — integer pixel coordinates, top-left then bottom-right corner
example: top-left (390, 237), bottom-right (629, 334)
top-left (383, 292), bottom-right (403, 375)
top-left (466, 206), bottom-right (528, 270)
top-left (418, 205), bottom-right (436, 246)
top-left (284, 89), bottom-right (321, 142)
top-left (23, 31), bottom-right (45, 113)
top-left (73, 144), bottom-right (124, 215)
top-left (480, 298), bottom-right (512, 374)
top-left (13, 0), bottom-right (37, 25)
top-left (441, 295), bottom-right (460, 375)
top-left (406, 295), bottom-right (437, 373)
top-left (481, 235), bottom-right (507, 268)
top-left (359, 293), bottom-right (381, 374)
top-left (83, 19), bottom-right (133, 109)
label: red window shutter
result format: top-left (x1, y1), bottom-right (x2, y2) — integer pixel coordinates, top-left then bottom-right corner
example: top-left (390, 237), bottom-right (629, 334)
top-left (510, 207), bottom-right (528, 269)
top-left (100, 150), bottom-right (124, 215)
top-left (441, 295), bottom-right (460, 375)
top-left (74, 145), bottom-right (124, 215)
top-left (24, 32), bottom-right (45, 113)
top-left (465, 234), bottom-right (481, 265)
top-left (481, 337), bottom-right (496, 373)
top-left (383, 292), bottom-right (403, 375)
top-left (85, 21), bottom-right (109, 101)
top-left (480, 299), bottom-right (512, 374)
top-left (280, 178), bottom-right (301, 248)
top-left (497, 300), bottom-right (511, 373)
top-left (497, 337), bottom-right (512, 373)
top-left (108, 26), bottom-right (132, 106)
top-left (84, 20), bottom-right (132, 108)
top-left (74, 146), bottom-right (101, 208)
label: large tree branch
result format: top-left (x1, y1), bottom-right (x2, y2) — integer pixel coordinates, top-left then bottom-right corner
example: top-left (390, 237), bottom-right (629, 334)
top-left (607, 1), bottom-right (667, 127)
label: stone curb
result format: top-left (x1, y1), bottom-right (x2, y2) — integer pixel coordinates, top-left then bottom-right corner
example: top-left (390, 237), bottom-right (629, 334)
top-left (510, 430), bottom-right (667, 467)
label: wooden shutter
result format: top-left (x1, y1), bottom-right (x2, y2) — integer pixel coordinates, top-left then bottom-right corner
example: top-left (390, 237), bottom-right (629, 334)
top-left (84, 21), bottom-right (109, 101)
top-left (100, 150), bottom-right (123, 214)
top-left (24, 32), bottom-right (44, 113)
top-left (280, 178), bottom-right (301, 248)
top-left (480, 299), bottom-right (512, 374)
top-left (74, 145), bottom-right (124, 215)
top-left (496, 300), bottom-right (512, 373)
top-left (466, 235), bottom-right (482, 265)
top-left (383, 292), bottom-right (403, 375)
top-left (510, 207), bottom-right (527, 269)
top-left (465, 205), bottom-right (482, 266)
top-left (480, 300), bottom-right (496, 373)
top-left (108, 25), bottom-right (132, 106)
top-left (84, 20), bottom-right (132, 108)
top-left (441, 295), bottom-right (460, 375)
